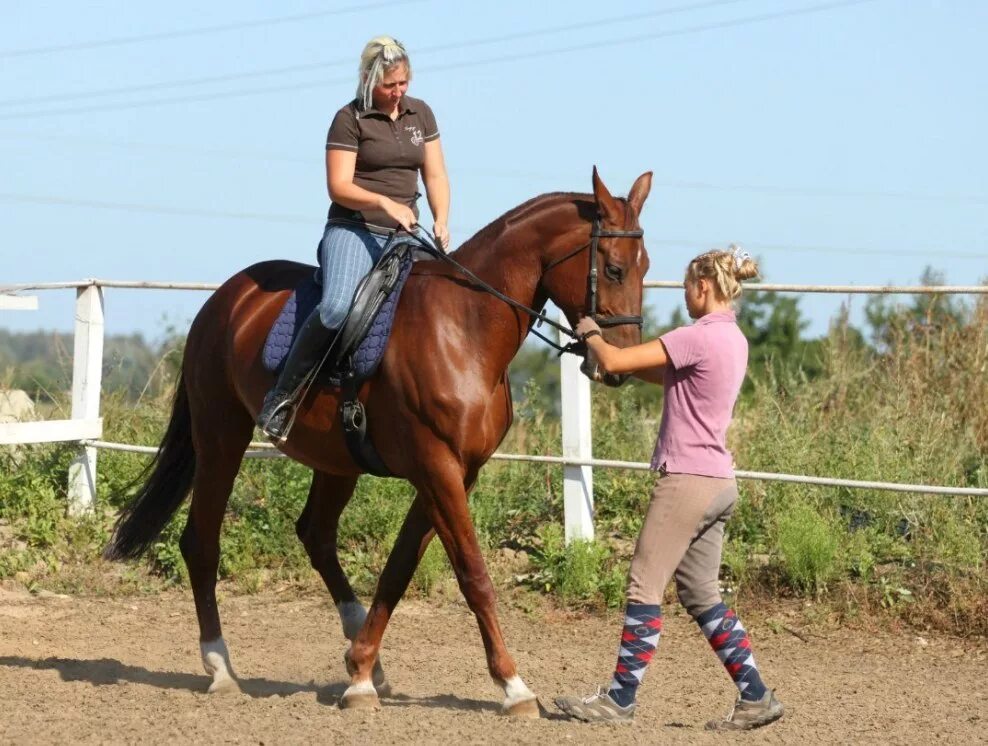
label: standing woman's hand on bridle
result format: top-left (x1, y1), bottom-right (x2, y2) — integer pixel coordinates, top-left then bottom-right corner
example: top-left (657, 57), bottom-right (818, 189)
top-left (433, 222), bottom-right (450, 252)
top-left (575, 316), bottom-right (602, 342)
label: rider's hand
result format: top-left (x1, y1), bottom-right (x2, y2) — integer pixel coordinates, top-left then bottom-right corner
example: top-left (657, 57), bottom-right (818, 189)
top-left (433, 222), bottom-right (450, 252)
top-left (381, 198), bottom-right (417, 232)
top-left (575, 316), bottom-right (602, 341)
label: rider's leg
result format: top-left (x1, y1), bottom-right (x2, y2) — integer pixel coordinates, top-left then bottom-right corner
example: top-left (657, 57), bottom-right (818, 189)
top-left (257, 223), bottom-right (388, 441)
top-left (257, 308), bottom-right (335, 441)
top-left (317, 223), bottom-right (390, 330)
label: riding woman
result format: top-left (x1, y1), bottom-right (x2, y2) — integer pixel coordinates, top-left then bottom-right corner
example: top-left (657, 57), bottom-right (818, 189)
top-left (259, 35), bottom-right (450, 440)
top-left (555, 247), bottom-right (784, 731)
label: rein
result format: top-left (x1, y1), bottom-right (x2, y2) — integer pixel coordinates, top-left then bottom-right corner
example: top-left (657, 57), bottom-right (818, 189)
top-left (400, 217), bottom-right (644, 355)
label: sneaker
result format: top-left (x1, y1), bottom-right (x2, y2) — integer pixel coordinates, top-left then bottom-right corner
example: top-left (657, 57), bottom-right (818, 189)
top-left (705, 689), bottom-right (784, 731)
top-left (554, 686), bottom-right (635, 723)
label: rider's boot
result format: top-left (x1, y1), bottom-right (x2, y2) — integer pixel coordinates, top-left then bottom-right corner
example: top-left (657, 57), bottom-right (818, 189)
top-left (257, 309), bottom-right (336, 442)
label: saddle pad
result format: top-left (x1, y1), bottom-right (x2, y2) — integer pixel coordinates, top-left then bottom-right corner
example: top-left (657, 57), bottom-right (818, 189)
top-left (261, 253), bottom-right (413, 384)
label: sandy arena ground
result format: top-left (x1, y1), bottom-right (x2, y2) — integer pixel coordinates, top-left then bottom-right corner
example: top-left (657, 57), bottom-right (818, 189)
top-left (0, 587), bottom-right (984, 744)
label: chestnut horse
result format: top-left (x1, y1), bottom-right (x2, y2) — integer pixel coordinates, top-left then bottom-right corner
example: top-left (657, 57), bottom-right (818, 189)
top-left (105, 168), bottom-right (652, 717)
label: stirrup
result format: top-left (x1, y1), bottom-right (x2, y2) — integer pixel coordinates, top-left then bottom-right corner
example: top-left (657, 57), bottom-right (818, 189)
top-left (260, 399), bottom-right (299, 443)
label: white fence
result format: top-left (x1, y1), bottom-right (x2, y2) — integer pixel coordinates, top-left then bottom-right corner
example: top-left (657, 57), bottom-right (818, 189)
top-left (2, 278), bottom-right (987, 534)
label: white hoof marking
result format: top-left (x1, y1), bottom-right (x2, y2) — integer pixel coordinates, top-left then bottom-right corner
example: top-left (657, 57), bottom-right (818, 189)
top-left (201, 637), bottom-right (238, 693)
top-left (502, 674), bottom-right (537, 710)
top-left (341, 679), bottom-right (380, 710)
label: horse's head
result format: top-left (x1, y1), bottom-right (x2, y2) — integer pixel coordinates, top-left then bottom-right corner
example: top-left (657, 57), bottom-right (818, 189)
top-left (541, 167), bottom-right (652, 387)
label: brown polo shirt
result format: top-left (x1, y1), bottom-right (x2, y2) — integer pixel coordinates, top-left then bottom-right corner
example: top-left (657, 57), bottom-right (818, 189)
top-left (326, 95), bottom-right (440, 233)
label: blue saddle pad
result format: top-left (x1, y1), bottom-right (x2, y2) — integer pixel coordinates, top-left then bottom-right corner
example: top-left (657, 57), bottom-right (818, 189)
top-left (261, 255), bottom-right (413, 385)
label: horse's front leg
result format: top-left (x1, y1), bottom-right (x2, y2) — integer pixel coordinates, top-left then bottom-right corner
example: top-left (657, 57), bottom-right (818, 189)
top-left (425, 487), bottom-right (538, 717)
top-left (343, 464), bottom-right (539, 717)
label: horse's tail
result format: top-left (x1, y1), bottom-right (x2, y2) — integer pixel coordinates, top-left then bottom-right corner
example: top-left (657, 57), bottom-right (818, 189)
top-left (103, 376), bottom-right (196, 560)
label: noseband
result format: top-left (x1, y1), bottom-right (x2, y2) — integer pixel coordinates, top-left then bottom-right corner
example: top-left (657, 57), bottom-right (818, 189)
top-left (543, 216), bottom-right (645, 330)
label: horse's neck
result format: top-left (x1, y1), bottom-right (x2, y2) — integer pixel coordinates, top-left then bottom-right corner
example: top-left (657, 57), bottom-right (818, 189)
top-left (447, 201), bottom-right (580, 366)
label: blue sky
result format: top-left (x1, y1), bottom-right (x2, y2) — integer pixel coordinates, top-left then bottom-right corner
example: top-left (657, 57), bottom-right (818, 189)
top-left (2, 0), bottom-right (986, 342)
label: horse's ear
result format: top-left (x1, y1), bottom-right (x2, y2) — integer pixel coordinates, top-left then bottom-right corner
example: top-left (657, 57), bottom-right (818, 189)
top-left (627, 171), bottom-right (653, 216)
top-left (592, 166), bottom-right (622, 225)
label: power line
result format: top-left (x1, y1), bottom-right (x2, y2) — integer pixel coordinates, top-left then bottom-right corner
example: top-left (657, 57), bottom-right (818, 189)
top-left (0, 0), bottom-right (755, 108)
top-left (0, 0), bottom-right (881, 121)
top-left (2, 130), bottom-right (984, 207)
top-left (444, 165), bottom-right (988, 206)
top-left (646, 238), bottom-right (988, 260)
top-left (0, 192), bottom-right (312, 224)
top-left (0, 0), bottom-right (423, 59)
top-left (2, 191), bottom-right (985, 261)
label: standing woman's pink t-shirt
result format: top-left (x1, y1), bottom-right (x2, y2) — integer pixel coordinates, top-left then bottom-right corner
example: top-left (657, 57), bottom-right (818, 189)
top-left (651, 310), bottom-right (748, 478)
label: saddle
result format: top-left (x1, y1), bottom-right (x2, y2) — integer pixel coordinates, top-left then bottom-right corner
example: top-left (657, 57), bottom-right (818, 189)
top-left (261, 238), bottom-right (419, 476)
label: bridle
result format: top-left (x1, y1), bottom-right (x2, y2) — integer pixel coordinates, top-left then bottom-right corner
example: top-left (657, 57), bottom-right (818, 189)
top-left (542, 215), bottom-right (645, 330)
top-left (399, 214), bottom-right (644, 354)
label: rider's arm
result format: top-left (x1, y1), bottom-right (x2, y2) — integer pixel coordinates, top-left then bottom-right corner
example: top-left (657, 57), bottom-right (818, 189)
top-left (586, 336), bottom-right (670, 377)
top-left (421, 138), bottom-right (450, 228)
top-left (326, 149), bottom-right (390, 212)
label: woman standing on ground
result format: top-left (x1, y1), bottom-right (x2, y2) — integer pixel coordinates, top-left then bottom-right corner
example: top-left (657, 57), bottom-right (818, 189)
top-left (555, 247), bottom-right (784, 731)
top-left (259, 35), bottom-right (450, 441)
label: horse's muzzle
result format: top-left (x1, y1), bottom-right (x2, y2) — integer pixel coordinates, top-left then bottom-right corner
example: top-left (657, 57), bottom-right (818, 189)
top-left (580, 356), bottom-right (629, 388)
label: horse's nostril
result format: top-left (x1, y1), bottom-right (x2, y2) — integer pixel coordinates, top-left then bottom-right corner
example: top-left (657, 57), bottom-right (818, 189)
top-left (604, 373), bottom-right (629, 388)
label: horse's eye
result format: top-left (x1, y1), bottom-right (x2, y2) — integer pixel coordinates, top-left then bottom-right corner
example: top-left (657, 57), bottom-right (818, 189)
top-left (604, 264), bottom-right (624, 282)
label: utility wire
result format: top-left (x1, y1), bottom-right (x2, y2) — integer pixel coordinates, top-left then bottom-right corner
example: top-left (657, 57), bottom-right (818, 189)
top-left (2, 191), bottom-right (984, 260)
top-left (0, 0), bottom-right (755, 108)
top-left (0, 192), bottom-right (312, 223)
top-left (646, 238), bottom-right (988, 260)
top-left (0, 0), bottom-right (423, 59)
top-left (2, 130), bottom-right (984, 206)
top-left (0, 0), bottom-right (880, 121)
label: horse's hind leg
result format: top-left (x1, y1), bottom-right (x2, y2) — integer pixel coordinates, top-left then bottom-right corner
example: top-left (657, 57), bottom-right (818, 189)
top-left (296, 471), bottom-right (390, 693)
top-left (342, 493), bottom-right (434, 710)
top-left (180, 404), bottom-right (254, 694)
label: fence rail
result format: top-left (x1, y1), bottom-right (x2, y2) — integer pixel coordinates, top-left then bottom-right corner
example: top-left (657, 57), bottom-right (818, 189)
top-left (83, 439), bottom-right (988, 498)
top-left (4, 278), bottom-right (987, 531)
top-left (5, 279), bottom-right (988, 294)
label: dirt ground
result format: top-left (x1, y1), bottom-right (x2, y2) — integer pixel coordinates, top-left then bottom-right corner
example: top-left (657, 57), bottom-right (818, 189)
top-left (0, 586), bottom-right (984, 745)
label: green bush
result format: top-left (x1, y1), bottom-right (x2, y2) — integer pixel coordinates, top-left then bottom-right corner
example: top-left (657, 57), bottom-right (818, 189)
top-left (772, 499), bottom-right (842, 597)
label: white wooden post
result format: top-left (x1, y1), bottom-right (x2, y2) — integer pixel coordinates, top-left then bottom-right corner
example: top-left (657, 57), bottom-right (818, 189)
top-left (559, 310), bottom-right (594, 543)
top-left (67, 284), bottom-right (104, 514)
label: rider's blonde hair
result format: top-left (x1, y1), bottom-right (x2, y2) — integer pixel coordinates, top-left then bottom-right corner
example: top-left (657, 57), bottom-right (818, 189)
top-left (685, 244), bottom-right (759, 301)
top-left (357, 36), bottom-right (411, 110)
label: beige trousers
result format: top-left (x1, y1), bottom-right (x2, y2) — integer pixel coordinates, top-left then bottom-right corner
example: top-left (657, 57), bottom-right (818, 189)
top-left (625, 472), bottom-right (738, 615)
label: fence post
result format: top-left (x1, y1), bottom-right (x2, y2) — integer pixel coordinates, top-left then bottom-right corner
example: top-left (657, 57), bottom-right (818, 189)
top-left (559, 310), bottom-right (594, 543)
top-left (67, 283), bottom-right (104, 514)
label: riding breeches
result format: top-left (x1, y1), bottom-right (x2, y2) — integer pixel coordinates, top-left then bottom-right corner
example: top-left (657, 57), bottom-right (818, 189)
top-left (625, 472), bottom-right (738, 618)
top-left (316, 222), bottom-right (393, 329)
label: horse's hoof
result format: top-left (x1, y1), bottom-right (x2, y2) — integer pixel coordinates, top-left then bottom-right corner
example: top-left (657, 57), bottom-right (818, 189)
top-left (207, 676), bottom-right (241, 695)
top-left (374, 680), bottom-right (393, 698)
top-left (502, 696), bottom-right (541, 719)
top-left (340, 682), bottom-right (381, 711)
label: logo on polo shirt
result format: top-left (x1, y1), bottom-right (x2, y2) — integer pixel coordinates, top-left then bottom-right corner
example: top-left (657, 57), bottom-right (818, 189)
top-left (405, 125), bottom-right (424, 147)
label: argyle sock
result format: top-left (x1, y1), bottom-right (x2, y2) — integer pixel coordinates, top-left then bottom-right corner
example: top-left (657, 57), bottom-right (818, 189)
top-left (695, 602), bottom-right (767, 702)
top-left (607, 603), bottom-right (662, 708)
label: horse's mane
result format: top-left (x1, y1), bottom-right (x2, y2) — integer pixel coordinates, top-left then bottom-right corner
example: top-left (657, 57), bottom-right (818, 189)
top-left (458, 191), bottom-right (621, 255)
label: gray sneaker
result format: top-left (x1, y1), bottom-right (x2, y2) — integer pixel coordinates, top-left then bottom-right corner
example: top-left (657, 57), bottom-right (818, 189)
top-left (555, 686), bottom-right (635, 723)
top-left (706, 689), bottom-right (784, 731)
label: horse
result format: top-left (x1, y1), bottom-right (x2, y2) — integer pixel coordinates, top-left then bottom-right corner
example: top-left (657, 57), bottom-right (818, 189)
top-left (104, 167), bottom-right (652, 717)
